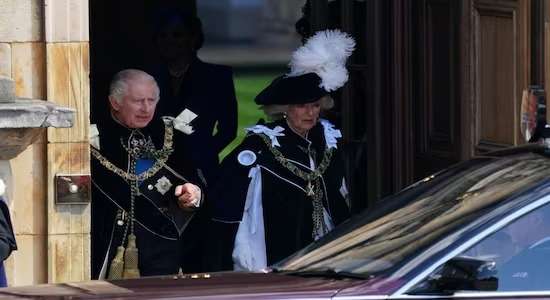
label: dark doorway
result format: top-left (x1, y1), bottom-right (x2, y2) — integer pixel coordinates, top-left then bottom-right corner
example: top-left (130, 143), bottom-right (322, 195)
top-left (411, 0), bottom-right (462, 180)
top-left (89, 0), bottom-right (196, 123)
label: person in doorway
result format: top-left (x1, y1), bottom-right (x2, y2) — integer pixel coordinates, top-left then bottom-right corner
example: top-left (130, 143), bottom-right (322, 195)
top-left (90, 69), bottom-right (204, 279)
top-left (208, 30), bottom-right (355, 271)
top-left (150, 9), bottom-right (238, 187)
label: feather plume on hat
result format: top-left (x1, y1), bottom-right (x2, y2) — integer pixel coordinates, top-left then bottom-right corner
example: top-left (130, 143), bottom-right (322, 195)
top-left (288, 29), bottom-right (355, 92)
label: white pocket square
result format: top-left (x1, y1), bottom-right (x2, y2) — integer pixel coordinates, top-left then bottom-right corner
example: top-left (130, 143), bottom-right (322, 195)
top-left (174, 109), bottom-right (198, 135)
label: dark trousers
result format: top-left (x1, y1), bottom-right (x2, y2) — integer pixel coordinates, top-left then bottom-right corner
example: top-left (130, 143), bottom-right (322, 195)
top-left (134, 214), bottom-right (206, 276)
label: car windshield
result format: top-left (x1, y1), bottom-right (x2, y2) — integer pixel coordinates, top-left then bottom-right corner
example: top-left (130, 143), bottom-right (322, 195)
top-left (275, 151), bottom-right (550, 278)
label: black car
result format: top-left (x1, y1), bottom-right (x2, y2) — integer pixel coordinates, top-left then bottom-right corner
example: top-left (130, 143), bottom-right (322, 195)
top-left (2, 144), bottom-right (550, 299)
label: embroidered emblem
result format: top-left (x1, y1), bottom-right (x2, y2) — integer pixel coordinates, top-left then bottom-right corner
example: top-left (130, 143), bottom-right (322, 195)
top-left (173, 109), bottom-right (198, 135)
top-left (126, 131), bottom-right (157, 158)
top-left (306, 181), bottom-right (315, 196)
top-left (237, 150), bottom-right (257, 166)
top-left (155, 176), bottom-right (173, 195)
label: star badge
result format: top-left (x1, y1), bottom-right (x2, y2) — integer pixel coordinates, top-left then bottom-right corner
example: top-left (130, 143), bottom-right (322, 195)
top-left (155, 176), bottom-right (173, 195)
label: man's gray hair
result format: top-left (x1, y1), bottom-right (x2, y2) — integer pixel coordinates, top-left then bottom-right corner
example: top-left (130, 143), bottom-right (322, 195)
top-left (109, 69), bottom-right (160, 103)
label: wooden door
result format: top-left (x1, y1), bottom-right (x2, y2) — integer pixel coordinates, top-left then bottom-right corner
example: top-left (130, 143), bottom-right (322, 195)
top-left (464, 0), bottom-right (531, 155)
top-left (412, 0), bottom-right (462, 180)
top-left (412, 0), bottom-right (533, 180)
top-left (295, 0), bottom-right (538, 210)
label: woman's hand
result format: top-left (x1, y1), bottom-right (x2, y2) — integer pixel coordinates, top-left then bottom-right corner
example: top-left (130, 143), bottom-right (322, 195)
top-left (175, 183), bottom-right (201, 210)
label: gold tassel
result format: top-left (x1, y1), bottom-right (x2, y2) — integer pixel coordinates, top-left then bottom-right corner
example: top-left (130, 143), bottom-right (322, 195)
top-left (107, 246), bottom-right (125, 280)
top-left (122, 233), bottom-right (140, 279)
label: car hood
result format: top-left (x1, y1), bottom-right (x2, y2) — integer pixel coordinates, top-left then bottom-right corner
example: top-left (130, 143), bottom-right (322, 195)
top-left (0, 272), bottom-right (368, 299)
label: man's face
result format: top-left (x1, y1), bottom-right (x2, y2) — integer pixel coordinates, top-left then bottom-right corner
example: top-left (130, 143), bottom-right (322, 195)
top-left (110, 79), bottom-right (158, 128)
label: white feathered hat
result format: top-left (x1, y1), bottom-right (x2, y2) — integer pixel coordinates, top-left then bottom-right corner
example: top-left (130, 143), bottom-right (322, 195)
top-left (255, 29), bottom-right (355, 105)
top-left (288, 29), bottom-right (355, 92)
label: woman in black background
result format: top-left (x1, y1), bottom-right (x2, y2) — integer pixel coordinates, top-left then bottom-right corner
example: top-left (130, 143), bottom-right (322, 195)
top-left (208, 30), bottom-right (355, 271)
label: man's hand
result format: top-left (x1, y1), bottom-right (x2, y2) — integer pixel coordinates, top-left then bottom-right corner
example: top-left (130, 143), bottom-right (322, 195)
top-left (175, 183), bottom-right (201, 210)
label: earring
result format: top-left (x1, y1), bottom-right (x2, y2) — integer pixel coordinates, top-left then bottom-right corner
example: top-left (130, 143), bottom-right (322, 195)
top-left (283, 113), bottom-right (287, 119)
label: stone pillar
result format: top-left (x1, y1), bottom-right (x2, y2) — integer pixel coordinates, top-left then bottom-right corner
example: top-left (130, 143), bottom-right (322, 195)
top-left (0, 0), bottom-right (90, 285)
top-left (44, 0), bottom-right (91, 283)
top-left (0, 0), bottom-right (48, 286)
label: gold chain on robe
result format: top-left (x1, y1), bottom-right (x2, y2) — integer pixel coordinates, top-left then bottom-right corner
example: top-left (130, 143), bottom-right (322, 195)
top-left (259, 134), bottom-right (334, 239)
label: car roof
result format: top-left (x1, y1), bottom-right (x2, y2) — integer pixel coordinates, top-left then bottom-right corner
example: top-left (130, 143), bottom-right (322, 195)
top-left (278, 145), bottom-right (550, 281)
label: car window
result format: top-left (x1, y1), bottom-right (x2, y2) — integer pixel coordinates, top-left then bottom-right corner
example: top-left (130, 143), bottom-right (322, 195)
top-left (276, 152), bottom-right (550, 280)
top-left (413, 201), bottom-right (550, 293)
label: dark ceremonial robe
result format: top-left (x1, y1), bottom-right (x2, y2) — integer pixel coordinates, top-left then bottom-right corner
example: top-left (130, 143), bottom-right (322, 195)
top-left (152, 57), bottom-right (238, 186)
top-left (0, 197), bottom-right (16, 287)
top-left (0, 198), bottom-right (15, 262)
top-left (90, 116), bottom-right (205, 279)
top-left (208, 120), bottom-right (350, 270)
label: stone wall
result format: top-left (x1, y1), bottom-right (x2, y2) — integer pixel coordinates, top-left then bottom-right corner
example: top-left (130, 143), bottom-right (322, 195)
top-left (0, 0), bottom-right (90, 285)
top-left (0, 0), bottom-right (47, 286)
top-left (44, 0), bottom-right (90, 284)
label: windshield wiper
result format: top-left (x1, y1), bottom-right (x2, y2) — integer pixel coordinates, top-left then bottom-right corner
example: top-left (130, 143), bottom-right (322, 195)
top-left (283, 269), bottom-right (369, 280)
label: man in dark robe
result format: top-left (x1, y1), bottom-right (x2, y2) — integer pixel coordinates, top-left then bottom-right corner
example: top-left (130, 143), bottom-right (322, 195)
top-left (91, 69), bottom-right (204, 279)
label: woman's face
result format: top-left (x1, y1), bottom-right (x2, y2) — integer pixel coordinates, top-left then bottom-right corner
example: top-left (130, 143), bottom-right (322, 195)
top-left (286, 99), bottom-right (322, 136)
top-left (156, 23), bottom-right (195, 62)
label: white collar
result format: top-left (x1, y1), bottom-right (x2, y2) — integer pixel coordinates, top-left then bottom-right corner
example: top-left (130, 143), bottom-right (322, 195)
top-left (245, 119), bottom-right (342, 149)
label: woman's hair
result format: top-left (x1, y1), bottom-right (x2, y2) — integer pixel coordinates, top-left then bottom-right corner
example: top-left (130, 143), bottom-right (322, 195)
top-left (261, 95), bottom-right (334, 120)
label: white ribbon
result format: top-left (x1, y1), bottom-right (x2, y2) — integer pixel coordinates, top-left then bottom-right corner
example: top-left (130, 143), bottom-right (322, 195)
top-left (89, 124), bottom-right (100, 150)
top-left (245, 125), bottom-right (285, 147)
top-left (233, 166), bottom-right (267, 271)
top-left (173, 109), bottom-right (198, 135)
top-left (320, 119), bottom-right (342, 149)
